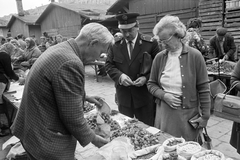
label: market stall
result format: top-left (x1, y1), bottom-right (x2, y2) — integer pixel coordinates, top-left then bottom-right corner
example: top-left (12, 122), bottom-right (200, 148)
top-left (2, 82), bottom-right (234, 160)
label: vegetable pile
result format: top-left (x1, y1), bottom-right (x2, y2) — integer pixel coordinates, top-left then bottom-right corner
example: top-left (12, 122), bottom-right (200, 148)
top-left (206, 61), bottom-right (235, 74)
top-left (110, 123), bottom-right (160, 150)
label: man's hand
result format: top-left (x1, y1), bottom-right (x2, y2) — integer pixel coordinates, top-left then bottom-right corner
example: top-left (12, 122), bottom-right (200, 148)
top-left (120, 74), bottom-right (134, 86)
top-left (163, 93), bottom-right (182, 109)
top-left (92, 135), bottom-right (109, 148)
top-left (190, 117), bottom-right (208, 128)
top-left (133, 76), bottom-right (147, 87)
top-left (85, 96), bottom-right (103, 108)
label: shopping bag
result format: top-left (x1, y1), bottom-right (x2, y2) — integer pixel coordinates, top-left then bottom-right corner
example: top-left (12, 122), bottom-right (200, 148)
top-left (197, 128), bottom-right (212, 149)
top-left (214, 82), bottom-right (240, 123)
top-left (209, 79), bottom-right (227, 113)
top-left (140, 52), bottom-right (152, 76)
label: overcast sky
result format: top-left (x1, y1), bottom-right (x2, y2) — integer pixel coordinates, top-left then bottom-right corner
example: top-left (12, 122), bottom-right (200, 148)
top-left (0, 0), bottom-right (58, 17)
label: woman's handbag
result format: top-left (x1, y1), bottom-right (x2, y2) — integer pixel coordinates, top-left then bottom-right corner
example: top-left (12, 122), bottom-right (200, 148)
top-left (198, 127), bottom-right (212, 149)
top-left (214, 82), bottom-right (240, 123)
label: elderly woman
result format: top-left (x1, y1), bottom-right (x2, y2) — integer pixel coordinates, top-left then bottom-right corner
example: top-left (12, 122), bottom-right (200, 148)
top-left (147, 15), bottom-right (211, 141)
top-left (0, 43), bottom-right (24, 136)
top-left (17, 37), bottom-right (41, 68)
top-left (10, 39), bottom-right (24, 61)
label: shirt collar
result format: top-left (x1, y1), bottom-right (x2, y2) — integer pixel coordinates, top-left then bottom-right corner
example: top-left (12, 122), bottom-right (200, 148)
top-left (125, 32), bottom-right (138, 45)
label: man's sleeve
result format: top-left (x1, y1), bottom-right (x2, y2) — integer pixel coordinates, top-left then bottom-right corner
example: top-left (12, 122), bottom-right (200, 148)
top-left (52, 60), bottom-right (95, 147)
top-left (226, 36), bottom-right (236, 59)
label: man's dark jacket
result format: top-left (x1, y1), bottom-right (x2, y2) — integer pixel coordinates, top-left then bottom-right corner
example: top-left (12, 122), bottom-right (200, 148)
top-left (209, 34), bottom-right (236, 62)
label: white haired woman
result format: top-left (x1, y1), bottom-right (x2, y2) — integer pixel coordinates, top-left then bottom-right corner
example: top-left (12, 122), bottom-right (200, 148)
top-left (147, 15), bottom-right (211, 141)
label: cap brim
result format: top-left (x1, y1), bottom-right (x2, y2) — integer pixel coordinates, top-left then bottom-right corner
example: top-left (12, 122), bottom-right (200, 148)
top-left (118, 22), bottom-right (136, 29)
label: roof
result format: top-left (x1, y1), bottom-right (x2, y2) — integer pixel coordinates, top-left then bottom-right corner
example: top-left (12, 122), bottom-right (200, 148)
top-left (0, 18), bottom-right (8, 27)
top-left (107, 0), bottom-right (130, 13)
top-left (7, 15), bottom-right (39, 28)
top-left (36, 2), bottom-right (112, 23)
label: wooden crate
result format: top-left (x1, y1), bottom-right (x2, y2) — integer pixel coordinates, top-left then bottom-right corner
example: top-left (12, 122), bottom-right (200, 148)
top-left (199, 0), bottom-right (223, 42)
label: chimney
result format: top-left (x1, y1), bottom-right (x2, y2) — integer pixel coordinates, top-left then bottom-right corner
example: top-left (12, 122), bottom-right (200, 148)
top-left (16, 0), bottom-right (24, 16)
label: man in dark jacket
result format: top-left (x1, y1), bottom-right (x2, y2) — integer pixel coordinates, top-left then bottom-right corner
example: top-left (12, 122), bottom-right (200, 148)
top-left (105, 13), bottom-right (160, 126)
top-left (11, 23), bottom-right (114, 160)
top-left (209, 27), bottom-right (236, 62)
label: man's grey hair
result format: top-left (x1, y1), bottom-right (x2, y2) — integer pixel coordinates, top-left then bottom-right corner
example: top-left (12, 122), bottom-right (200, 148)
top-left (153, 15), bottom-right (186, 39)
top-left (78, 23), bottom-right (114, 45)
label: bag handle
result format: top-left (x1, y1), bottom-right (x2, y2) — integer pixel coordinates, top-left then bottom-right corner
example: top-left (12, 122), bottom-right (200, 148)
top-left (223, 82), bottom-right (240, 99)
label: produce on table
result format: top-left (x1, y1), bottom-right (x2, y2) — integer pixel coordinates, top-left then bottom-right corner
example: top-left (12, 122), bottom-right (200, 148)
top-left (85, 112), bottom-right (121, 131)
top-left (206, 61), bottom-right (235, 74)
top-left (191, 150), bottom-right (225, 160)
top-left (162, 137), bottom-right (185, 152)
top-left (176, 141), bottom-right (201, 160)
top-left (110, 123), bottom-right (160, 150)
top-left (160, 152), bottom-right (186, 160)
top-left (83, 101), bottom-right (95, 113)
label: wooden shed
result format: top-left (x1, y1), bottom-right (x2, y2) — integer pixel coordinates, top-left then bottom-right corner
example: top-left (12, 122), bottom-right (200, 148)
top-left (107, 0), bottom-right (199, 35)
top-left (0, 26), bottom-right (9, 38)
top-left (36, 2), bottom-right (111, 38)
top-left (7, 15), bottom-right (41, 43)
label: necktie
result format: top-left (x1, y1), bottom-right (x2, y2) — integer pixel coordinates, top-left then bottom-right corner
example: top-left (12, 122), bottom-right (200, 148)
top-left (128, 41), bottom-right (133, 59)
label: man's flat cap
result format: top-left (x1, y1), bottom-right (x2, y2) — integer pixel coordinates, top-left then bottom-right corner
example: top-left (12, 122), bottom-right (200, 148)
top-left (115, 13), bottom-right (140, 29)
top-left (216, 27), bottom-right (227, 36)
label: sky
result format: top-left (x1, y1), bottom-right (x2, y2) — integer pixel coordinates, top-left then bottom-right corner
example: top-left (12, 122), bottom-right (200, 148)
top-left (0, 0), bottom-right (58, 17)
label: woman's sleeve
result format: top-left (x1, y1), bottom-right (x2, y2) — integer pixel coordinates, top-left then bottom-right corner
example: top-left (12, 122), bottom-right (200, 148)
top-left (147, 54), bottom-right (166, 100)
top-left (195, 52), bottom-right (211, 120)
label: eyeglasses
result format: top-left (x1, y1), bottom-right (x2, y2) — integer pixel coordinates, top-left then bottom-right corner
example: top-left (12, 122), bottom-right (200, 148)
top-left (158, 34), bottom-right (174, 44)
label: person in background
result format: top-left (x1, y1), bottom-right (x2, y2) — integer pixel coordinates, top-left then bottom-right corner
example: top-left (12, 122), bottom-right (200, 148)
top-left (114, 32), bottom-right (123, 42)
top-left (148, 15), bottom-right (211, 141)
top-left (30, 35), bottom-right (38, 46)
top-left (17, 34), bottom-right (27, 50)
top-left (0, 43), bottom-right (24, 136)
top-left (10, 39), bottom-right (24, 61)
top-left (11, 23), bottom-right (114, 160)
top-left (209, 27), bottom-right (236, 62)
top-left (56, 34), bottom-right (63, 44)
top-left (0, 36), bottom-right (6, 46)
top-left (38, 36), bottom-right (47, 53)
top-left (17, 37), bottom-right (41, 69)
top-left (105, 13), bottom-right (160, 126)
top-left (186, 18), bottom-right (208, 59)
top-left (230, 60), bottom-right (240, 154)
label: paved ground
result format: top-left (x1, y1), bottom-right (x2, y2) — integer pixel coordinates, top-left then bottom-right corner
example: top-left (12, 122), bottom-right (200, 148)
top-left (0, 65), bottom-right (240, 159)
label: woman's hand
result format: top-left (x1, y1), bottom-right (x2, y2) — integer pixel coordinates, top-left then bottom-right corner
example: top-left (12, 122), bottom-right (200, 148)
top-left (85, 96), bottom-right (103, 108)
top-left (163, 93), bottom-right (182, 109)
top-left (190, 117), bottom-right (208, 128)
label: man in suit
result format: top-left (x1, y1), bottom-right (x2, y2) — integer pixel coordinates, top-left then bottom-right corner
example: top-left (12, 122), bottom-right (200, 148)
top-left (11, 23), bottom-right (114, 160)
top-left (105, 13), bottom-right (160, 126)
top-left (209, 27), bottom-right (236, 62)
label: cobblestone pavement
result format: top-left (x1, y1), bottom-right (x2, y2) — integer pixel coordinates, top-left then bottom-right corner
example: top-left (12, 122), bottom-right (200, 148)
top-left (0, 65), bottom-right (240, 159)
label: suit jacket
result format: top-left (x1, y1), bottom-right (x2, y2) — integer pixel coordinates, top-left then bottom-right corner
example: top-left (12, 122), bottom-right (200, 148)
top-left (11, 39), bottom-right (96, 160)
top-left (105, 33), bottom-right (160, 108)
top-left (209, 34), bottom-right (236, 61)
